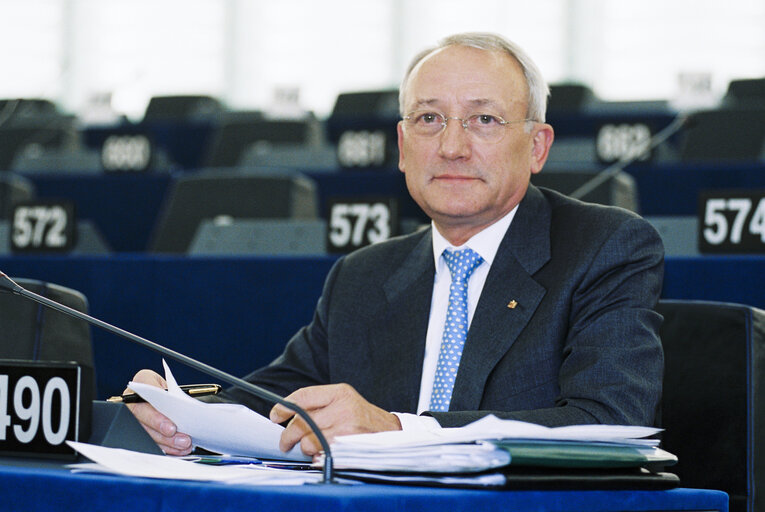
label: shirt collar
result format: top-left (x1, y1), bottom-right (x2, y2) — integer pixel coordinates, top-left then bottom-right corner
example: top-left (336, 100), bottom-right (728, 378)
top-left (431, 206), bottom-right (518, 269)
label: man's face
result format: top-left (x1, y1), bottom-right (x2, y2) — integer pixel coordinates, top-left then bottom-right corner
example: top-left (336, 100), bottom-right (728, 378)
top-left (398, 45), bottom-right (553, 240)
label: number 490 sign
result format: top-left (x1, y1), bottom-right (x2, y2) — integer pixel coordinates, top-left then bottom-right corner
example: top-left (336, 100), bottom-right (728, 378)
top-left (0, 361), bottom-right (92, 459)
top-left (699, 190), bottom-right (765, 254)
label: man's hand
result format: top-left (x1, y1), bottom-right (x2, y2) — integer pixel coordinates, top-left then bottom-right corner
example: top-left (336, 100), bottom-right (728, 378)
top-left (269, 383), bottom-right (402, 456)
top-left (124, 369), bottom-right (193, 456)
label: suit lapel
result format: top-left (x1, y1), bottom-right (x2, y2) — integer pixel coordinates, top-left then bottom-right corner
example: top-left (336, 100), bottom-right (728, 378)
top-left (451, 186), bottom-right (552, 410)
top-left (369, 230), bottom-right (434, 412)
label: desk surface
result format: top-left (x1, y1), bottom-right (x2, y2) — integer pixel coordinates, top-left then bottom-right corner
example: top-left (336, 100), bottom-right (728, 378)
top-left (0, 460), bottom-right (728, 512)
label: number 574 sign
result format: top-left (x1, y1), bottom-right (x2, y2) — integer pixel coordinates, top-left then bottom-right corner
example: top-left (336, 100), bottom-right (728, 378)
top-left (699, 190), bottom-right (765, 254)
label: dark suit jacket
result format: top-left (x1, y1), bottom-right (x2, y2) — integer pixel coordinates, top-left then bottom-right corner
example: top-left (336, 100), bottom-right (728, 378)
top-left (230, 185), bottom-right (665, 427)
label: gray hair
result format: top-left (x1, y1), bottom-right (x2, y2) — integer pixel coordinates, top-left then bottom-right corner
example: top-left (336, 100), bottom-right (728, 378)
top-left (398, 32), bottom-right (550, 124)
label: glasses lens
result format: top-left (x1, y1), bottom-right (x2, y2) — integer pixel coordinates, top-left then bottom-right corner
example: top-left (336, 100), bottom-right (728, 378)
top-left (406, 111), bottom-right (444, 137)
top-left (466, 114), bottom-right (506, 143)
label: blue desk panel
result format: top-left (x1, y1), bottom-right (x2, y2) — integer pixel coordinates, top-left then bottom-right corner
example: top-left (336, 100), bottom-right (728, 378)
top-left (0, 254), bottom-right (762, 400)
top-left (0, 463), bottom-right (729, 512)
top-left (0, 255), bottom-right (336, 398)
top-left (626, 162), bottom-right (765, 216)
top-left (28, 171), bottom-right (174, 252)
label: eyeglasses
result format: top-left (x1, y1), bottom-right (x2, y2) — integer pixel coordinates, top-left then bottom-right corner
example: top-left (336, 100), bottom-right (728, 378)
top-left (402, 111), bottom-right (533, 143)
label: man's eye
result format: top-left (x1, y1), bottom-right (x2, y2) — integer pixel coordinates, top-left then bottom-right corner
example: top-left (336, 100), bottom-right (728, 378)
top-left (475, 114), bottom-right (499, 125)
top-left (418, 113), bottom-right (440, 124)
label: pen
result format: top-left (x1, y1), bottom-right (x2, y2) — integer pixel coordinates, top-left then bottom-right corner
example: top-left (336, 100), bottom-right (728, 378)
top-left (107, 384), bottom-right (222, 403)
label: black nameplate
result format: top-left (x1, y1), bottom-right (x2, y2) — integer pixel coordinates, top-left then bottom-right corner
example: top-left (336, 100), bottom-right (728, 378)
top-left (595, 123), bottom-right (652, 164)
top-left (101, 134), bottom-right (153, 172)
top-left (699, 190), bottom-right (765, 254)
top-left (327, 197), bottom-right (399, 253)
top-left (11, 201), bottom-right (77, 253)
top-left (0, 360), bottom-right (92, 459)
top-left (336, 129), bottom-right (390, 168)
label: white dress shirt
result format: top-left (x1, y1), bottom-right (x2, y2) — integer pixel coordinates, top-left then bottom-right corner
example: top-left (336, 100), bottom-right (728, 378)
top-left (394, 206), bottom-right (518, 431)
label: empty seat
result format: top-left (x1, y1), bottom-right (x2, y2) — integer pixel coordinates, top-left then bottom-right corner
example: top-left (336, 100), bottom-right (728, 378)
top-left (657, 300), bottom-right (765, 512)
top-left (0, 173), bottom-right (35, 217)
top-left (547, 83), bottom-right (598, 113)
top-left (680, 108), bottom-right (765, 162)
top-left (11, 145), bottom-right (103, 174)
top-left (531, 170), bottom-right (638, 211)
top-left (142, 95), bottom-right (225, 122)
top-left (0, 278), bottom-right (94, 368)
top-left (238, 143), bottom-right (339, 172)
top-left (723, 77), bottom-right (765, 108)
top-left (202, 114), bottom-right (323, 168)
top-left (149, 172), bottom-right (319, 253)
top-left (189, 218), bottom-right (326, 256)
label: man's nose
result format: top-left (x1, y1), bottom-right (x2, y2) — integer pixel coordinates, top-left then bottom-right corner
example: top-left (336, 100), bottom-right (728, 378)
top-left (438, 118), bottom-right (472, 160)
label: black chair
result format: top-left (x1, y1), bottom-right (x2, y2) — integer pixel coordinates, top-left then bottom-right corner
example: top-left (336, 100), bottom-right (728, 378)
top-left (531, 170), bottom-right (639, 212)
top-left (202, 114), bottom-right (322, 168)
top-left (142, 94), bottom-right (225, 122)
top-left (0, 173), bottom-right (35, 218)
top-left (547, 83), bottom-right (598, 113)
top-left (149, 172), bottom-right (319, 253)
top-left (329, 89), bottom-right (399, 120)
top-left (679, 108), bottom-right (765, 162)
top-left (723, 78), bottom-right (765, 108)
top-left (0, 278), bottom-right (94, 368)
top-left (657, 299), bottom-right (765, 512)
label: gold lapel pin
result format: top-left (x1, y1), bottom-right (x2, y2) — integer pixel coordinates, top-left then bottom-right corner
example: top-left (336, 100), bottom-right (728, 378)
top-left (507, 300), bottom-right (518, 309)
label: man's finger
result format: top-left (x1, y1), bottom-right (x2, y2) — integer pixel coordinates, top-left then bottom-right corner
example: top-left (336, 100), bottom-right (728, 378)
top-left (269, 384), bottom-right (347, 423)
top-left (278, 415), bottom-right (313, 453)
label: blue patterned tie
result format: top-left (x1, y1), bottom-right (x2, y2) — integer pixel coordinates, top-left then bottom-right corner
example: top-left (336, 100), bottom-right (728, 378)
top-left (429, 247), bottom-right (484, 412)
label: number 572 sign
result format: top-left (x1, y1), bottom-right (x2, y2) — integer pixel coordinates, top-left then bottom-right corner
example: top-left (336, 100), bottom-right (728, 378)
top-left (699, 190), bottom-right (765, 254)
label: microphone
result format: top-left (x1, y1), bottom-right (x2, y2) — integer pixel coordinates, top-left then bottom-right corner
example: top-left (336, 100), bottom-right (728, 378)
top-left (0, 271), bottom-right (336, 484)
top-left (569, 112), bottom-right (690, 200)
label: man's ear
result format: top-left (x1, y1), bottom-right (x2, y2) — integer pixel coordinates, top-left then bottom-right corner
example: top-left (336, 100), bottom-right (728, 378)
top-left (530, 123), bottom-right (554, 175)
top-left (397, 121), bottom-right (406, 174)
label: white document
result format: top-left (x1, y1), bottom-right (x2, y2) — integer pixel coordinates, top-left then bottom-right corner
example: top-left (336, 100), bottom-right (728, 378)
top-left (333, 415), bottom-right (662, 450)
top-left (67, 441), bottom-right (321, 485)
top-left (127, 360), bottom-right (309, 462)
top-left (325, 415), bottom-right (665, 473)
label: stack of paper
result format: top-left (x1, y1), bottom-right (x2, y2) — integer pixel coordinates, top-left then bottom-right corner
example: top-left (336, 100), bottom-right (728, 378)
top-left (326, 415), bottom-right (676, 473)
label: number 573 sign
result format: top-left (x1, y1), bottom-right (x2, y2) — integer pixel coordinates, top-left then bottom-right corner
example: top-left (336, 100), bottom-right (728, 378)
top-left (699, 190), bottom-right (765, 254)
top-left (326, 197), bottom-right (399, 254)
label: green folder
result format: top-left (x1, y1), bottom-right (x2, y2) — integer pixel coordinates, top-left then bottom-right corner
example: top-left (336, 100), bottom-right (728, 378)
top-left (490, 439), bottom-right (678, 468)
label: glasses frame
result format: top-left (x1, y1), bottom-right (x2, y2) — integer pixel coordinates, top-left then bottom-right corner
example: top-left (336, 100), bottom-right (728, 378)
top-left (401, 110), bottom-right (535, 143)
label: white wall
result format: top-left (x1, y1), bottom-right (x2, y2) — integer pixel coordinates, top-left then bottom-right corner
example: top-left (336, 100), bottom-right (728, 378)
top-left (0, 0), bottom-right (763, 121)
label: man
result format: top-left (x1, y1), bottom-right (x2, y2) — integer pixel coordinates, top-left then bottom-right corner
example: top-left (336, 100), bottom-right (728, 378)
top-left (129, 32), bottom-right (664, 458)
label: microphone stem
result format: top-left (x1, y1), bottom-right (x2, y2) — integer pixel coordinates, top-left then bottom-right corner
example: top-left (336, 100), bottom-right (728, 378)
top-left (12, 286), bottom-right (336, 484)
top-left (570, 113), bottom-right (688, 200)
